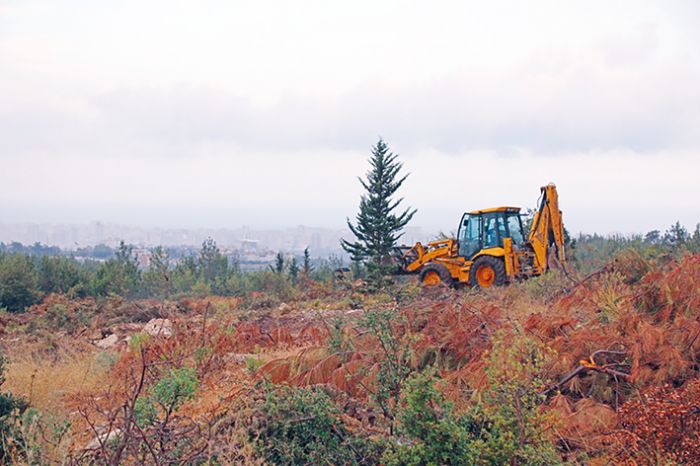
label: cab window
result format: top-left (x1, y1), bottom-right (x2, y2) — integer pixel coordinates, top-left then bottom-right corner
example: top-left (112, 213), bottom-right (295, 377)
top-left (482, 213), bottom-right (505, 248)
top-left (506, 213), bottom-right (525, 244)
top-left (458, 214), bottom-right (481, 258)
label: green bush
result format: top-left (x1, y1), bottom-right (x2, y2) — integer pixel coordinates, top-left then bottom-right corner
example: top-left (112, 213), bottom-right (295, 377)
top-left (89, 243), bottom-right (141, 298)
top-left (134, 367), bottom-right (199, 428)
top-left (359, 308), bottom-right (413, 433)
top-left (0, 253), bottom-right (40, 312)
top-left (142, 246), bottom-right (170, 298)
top-left (384, 334), bottom-right (561, 466)
top-left (170, 262), bottom-right (198, 296)
top-left (38, 256), bottom-right (87, 297)
top-left (0, 353), bottom-right (29, 463)
top-left (472, 333), bottom-right (560, 465)
top-left (382, 371), bottom-right (474, 466)
top-left (255, 385), bottom-right (380, 465)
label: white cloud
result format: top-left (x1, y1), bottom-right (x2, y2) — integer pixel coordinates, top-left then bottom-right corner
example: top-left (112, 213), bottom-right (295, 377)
top-left (0, 0), bottom-right (699, 233)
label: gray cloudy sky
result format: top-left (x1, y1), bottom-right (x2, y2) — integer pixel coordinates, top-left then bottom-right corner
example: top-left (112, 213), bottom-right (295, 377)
top-left (1, 0), bottom-right (699, 235)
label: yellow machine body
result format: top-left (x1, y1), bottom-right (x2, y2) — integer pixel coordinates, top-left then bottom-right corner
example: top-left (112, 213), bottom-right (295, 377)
top-left (398, 184), bottom-right (566, 288)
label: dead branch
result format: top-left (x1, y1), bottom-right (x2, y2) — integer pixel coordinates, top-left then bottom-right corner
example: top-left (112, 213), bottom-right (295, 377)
top-left (541, 350), bottom-right (629, 397)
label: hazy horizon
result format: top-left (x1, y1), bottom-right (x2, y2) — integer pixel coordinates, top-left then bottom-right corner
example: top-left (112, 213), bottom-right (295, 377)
top-left (2, 1), bottom-right (699, 236)
top-left (0, 216), bottom-right (695, 250)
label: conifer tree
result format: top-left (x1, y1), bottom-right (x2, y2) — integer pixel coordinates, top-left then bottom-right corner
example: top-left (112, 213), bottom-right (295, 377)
top-left (664, 221), bottom-right (688, 247)
top-left (288, 257), bottom-right (299, 284)
top-left (302, 247), bottom-right (313, 277)
top-left (198, 238), bottom-right (228, 293)
top-left (342, 138), bottom-right (416, 287)
top-left (271, 252), bottom-right (285, 274)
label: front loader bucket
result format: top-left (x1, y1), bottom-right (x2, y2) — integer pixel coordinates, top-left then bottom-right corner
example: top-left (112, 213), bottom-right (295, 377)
top-left (391, 245), bottom-right (417, 273)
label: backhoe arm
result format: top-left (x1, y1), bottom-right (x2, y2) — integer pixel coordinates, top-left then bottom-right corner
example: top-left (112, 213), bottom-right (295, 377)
top-left (400, 239), bottom-right (456, 273)
top-left (527, 183), bottom-right (566, 273)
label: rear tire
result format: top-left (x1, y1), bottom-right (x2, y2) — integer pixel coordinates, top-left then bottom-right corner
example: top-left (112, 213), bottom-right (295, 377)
top-left (469, 256), bottom-right (506, 289)
top-left (419, 263), bottom-right (453, 287)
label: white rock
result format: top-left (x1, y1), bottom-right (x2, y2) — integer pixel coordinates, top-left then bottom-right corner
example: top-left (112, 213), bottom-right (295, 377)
top-left (95, 334), bottom-right (119, 349)
top-left (277, 303), bottom-right (292, 313)
top-left (143, 318), bottom-right (173, 337)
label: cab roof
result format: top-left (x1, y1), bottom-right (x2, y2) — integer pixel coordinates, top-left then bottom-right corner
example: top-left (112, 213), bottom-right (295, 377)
top-left (467, 206), bottom-right (521, 215)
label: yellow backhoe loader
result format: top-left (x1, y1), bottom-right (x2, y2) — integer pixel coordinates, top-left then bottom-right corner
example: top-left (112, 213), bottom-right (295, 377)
top-left (396, 183), bottom-right (566, 288)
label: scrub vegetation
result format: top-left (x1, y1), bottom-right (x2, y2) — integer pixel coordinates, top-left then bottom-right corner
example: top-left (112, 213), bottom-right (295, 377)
top-left (0, 229), bottom-right (699, 464)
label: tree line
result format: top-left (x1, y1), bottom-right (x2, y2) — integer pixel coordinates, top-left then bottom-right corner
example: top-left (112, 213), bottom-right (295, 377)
top-left (2, 219), bottom-right (696, 314)
top-left (0, 239), bottom-right (341, 313)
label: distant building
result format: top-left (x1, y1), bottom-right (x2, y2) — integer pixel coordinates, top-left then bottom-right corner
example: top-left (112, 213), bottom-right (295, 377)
top-left (241, 239), bottom-right (259, 252)
top-left (133, 248), bottom-right (152, 269)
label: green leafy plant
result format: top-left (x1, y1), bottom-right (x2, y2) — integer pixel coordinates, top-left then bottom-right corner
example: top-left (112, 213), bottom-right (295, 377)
top-left (255, 385), bottom-right (380, 465)
top-left (0, 352), bottom-right (29, 463)
top-left (245, 356), bottom-right (264, 374)
top-left (471, 333), bottom-right (561, 465)
top-left (134, 367), bottom-right (199, 428)
top-left (384, 335), bottom-right (561, 466)
top-left (382, 371), bottom-right (475, 466)
top-left (359, 308), bottom-right (414, 434)
top-left (128, 333), bottom-right (151, 354)
top-left (327, 315), bottom-right (347, 354)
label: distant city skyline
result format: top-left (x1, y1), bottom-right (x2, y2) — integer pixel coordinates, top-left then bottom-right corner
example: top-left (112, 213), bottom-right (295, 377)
top-left (0, 221), bottom-right (428, 257)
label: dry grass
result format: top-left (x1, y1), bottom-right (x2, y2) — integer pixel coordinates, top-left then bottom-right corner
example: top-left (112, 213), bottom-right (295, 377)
top-left (2, 349), bottom-right (112, 464)
top-left (3, 349), bottom-right (109, 415)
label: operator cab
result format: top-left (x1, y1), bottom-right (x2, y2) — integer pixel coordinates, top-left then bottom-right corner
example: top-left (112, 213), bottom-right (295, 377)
top-left (457, 207), bottom-right (525, 259)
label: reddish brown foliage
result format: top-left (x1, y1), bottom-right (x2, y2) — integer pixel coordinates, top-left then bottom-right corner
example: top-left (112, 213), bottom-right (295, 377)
top-left (549, 394), bottom-right (617, 451)
top-left (27, 253), bottom-right (698, 463)
top-left (258, 255), bottom-right (700, 407)
top-left (637, 254), bottom-right (700, 321)
top-left (605, 380), bottom-right (700, 464)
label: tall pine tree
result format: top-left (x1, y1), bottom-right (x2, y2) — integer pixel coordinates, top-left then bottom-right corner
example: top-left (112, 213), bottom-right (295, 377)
top-left (342, 139), bottom-right (416, 287)
top-left (302, 247), bottom-right (313, 277)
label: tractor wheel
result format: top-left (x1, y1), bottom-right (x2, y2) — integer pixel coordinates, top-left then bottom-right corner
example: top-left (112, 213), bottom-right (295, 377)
top-left (469, 256), bottom-right (506, 289)
top-left (419, 263), bottom-right (453, 287)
